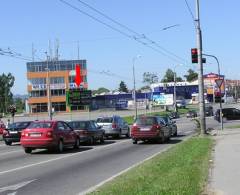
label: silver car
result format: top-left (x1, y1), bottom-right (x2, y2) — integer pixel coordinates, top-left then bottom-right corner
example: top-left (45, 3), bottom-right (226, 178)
top-left (96, 116), bottom-right (130, 138)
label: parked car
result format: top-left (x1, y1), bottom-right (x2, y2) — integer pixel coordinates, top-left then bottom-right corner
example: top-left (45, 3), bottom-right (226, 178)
top-left (186, 110), bottom-right (198, 118)
top-left (67, 120), bottom-right (105, 144)
top-left (205, 105), bottom-right (214, 116)
top-left (215, 108), bottom-right (240, 122)
top-left (131, 116), bottom-right (171, 144)
top-left (160, 116), bottom-right (178, 136)
top-left (169, 111), bottom-right (180, 119)
top-left (3, 121), bottom-right (32, 145)
top-left (176, 99), bottom-right (186, 108)
top-left (96, 116), bottom-right (130, 138)
top-left (20, 120), bottom-right (80, 154)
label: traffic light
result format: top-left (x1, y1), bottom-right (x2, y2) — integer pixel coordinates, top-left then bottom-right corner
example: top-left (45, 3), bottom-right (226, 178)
top-left (191, 48), bottom-right (198, 63)
top-left (8, 105), bottom-right (17, 117)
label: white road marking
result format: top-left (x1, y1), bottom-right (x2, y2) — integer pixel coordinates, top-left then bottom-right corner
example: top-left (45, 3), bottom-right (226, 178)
top-left (78, 145), bottom-right (174, 195)
top-left (0, 139), bottom-right (130, 175)
top-left (0, 179), bottom-right (36, 193)
top-left (0, 150), bottom-right (23, 157)
top-left (7, 192), bottom-right (17, 195)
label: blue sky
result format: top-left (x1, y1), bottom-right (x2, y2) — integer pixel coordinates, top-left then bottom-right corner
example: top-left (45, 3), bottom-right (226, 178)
top-left (0, 0), bottom-right (239, 94)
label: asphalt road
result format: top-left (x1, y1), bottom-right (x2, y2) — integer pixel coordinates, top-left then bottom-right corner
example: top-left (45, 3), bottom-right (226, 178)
top-left (0, 116), bottom-right (233, 195)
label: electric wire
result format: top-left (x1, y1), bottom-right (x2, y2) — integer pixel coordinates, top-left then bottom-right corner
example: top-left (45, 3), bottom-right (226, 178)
top-left (183, 0), bottom-right (196, 28)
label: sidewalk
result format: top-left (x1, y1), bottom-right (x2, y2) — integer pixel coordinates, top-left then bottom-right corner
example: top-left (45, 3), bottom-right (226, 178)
top-left (208, 128), bottom-right (240, 195)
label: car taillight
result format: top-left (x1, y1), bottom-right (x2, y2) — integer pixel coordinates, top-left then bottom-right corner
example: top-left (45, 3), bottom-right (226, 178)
top-left (152, 125), bottom-right (161, 131)
top-left (21, 131), bottom-right (29, 137)
top-left (131, 124), bottom-right (139, 131)
top-left (3, 130), bottom-right (8, 135)
top-left (46, 131), bottom-right (53, 138)
top-left (112, 123), bottom-right (117, 128)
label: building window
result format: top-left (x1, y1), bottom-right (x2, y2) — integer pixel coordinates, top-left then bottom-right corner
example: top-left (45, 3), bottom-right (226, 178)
top-left (71, 105), bottom-right (85, 111)
top-left (51, 89), bottom-right (65, 96)
top-left (52, 102), bottom-right (66, 112)
top-left (31, 103), bottom-right (47, 113)
top-left (30, 90), bottom-right (47, 97)
top-left (50, 77), bottom-right (64, 84)
top-left (28, 78), bottom-right (46, 85)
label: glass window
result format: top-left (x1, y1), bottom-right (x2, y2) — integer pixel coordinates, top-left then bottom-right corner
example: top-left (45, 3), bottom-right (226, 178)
top-left (29, 122), bottom-right (52, 128)
top-left (135, 117), bottom-right (157, 126)
top-left (96, 117), bottom-right (113, 123)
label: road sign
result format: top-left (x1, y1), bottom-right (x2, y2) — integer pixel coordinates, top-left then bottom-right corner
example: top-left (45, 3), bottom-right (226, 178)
top-left (215, 79), bottom-right (224, 88)
top-left (67, 89), bottom-right (92, 106)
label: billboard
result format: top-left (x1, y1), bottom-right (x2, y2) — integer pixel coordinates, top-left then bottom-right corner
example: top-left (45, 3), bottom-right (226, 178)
top-left (152, 94), bottom-right (173, 106)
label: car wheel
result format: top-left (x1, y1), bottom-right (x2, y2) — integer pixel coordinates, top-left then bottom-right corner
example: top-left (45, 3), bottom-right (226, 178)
top-left (57, 140), bottom-right (64, 153)
top-left (126, 129), bottom-right (130, 138)
top-left (89, 137), bottom-right (94, 145)
top-left (132, 139), bottom-right (137, 144)
top-left (100, 135), bottom-right (105, 144)
top-left (5, 140), bottom-right (12, 146)
top-left (173, 130), bottom-right (178, 137)
top-left (159, 132), bottom-right (165, 144)
top-left (74, 138), bottom-right (80, 149)
top-left (24, 147), bottom-right (32, 154)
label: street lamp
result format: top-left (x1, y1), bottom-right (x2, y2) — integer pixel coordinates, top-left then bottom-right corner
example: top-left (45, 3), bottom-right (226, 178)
top-left (173, 64), bottom-right (183, 112)
top-left (133, 55), bottom-right (141, 119)
top-left (45, 53), bottom-right (52, 120)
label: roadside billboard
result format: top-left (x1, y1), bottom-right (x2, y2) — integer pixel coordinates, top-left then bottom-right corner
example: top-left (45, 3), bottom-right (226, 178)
top-left (152, 94), bottom-right (173, 106)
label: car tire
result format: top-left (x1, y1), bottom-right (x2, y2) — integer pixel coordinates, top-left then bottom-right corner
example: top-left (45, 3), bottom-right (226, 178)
top-left (173, 130), bottom-right (178, 137)
top-left (57, 140), bottom-right (64, 153)
top-left (89, 137), bottom-right (94, 145)
top-left (5, 140), bottom-right (12, 146)
top-left (126, 129), bottom-right (130, 138)
top-left (100, 135), bottom-right (105, 144)
top-left (160, 132), bottom-right (165, 144)
top-left (132, 139), bottom-right (137, 144)
top-left (74, 138), bottom-right (80, 149)
top-left (24, 147), bottom-right (32, 154)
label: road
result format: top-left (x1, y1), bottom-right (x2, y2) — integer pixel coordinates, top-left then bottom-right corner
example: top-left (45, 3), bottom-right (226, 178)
top-left (0, 116), bottom-right (233, 195)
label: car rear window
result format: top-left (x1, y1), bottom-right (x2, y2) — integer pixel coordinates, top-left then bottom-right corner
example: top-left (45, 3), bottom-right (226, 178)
top-left (135, 117), bottom-right (157, 126)
top-left (68, 121), bottom-right (88, 130)
top-left (28, 122), bottom-right (52, 129)
top-left (8, 122), bottom-right (31, 129)
top-left (96, 118), bottom-right (113, 123)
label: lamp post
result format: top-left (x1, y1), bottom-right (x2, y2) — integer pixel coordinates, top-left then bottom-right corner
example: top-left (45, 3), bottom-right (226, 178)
top-left (173, 64), bottom-right (182, 112)
top-left (45, 53), bottom-right (52, 120)
top-left (132, 55), bottom-right (141, 119)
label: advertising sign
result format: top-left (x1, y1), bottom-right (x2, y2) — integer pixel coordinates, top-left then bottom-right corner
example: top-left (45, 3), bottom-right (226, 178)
top-left (152, 94), bottom-right (173, 106)
top-left (67, 89), bottom-right (92, 106)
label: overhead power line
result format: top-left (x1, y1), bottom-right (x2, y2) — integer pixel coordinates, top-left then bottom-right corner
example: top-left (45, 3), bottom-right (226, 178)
top-left (59, 0), bottom-right (191, 65)
top-left (183, 0), bottom-right (196, 28)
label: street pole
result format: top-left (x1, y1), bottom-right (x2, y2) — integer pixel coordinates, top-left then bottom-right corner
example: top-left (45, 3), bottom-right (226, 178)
top-left (132, 55), bottom-right (141, 119)
top-left (203, 53), bottom-right (223, 131)
top-left (174, 71), bottom-right (177, 112)
top-left (46, 55), bottom-right (52, 120)
top-left (195, 0), bottom-right (206, 135)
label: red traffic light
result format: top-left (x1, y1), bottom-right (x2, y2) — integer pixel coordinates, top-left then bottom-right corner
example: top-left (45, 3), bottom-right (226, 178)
top-left (191, 48), bottom-right (198, 63)
top-left (191, 48), bottom-right (198, 54)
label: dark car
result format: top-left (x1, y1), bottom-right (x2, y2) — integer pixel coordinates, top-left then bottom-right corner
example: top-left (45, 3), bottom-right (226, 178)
top-left (131, 116), bottom-right (171, 144)
top-left (169, 112), bottom-right (180, 119)
top-left (21, 120), bottom-right (80, 154)
top-left (3, 121), bottom-right (32, 145)
top-left (161, 116), bottom-right (178, 136)
top-left (215, 108), bottom-right (240, 122)
top-left (205, 106), bottom-right (214, 116)
top-left (96, 116), bottom-right (130, 138)
top-left (68, 120), bottom-right (105, 144)
top-left (186, 110), bottom-right (198, 118)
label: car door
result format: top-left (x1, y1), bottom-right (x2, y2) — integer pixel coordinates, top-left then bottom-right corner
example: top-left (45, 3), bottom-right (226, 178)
top-left (233, 109), bottom-right (240, 120)
top-left (62, 122), bottom-right (76, 145)
top-left (56, 122), bottom-right (67, 143)
top-left (89, 121), bottom-right (99, 139)
top-left (158, 118), bottom-right (170, 138)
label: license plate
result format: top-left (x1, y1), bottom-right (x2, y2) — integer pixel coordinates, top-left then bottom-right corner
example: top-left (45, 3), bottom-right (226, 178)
top-left (140, 128), bottom-right (150, 131)
top-left (30, 133), bottom-right (41, 137)
top-left (9, 131), bottom-right (18, 134)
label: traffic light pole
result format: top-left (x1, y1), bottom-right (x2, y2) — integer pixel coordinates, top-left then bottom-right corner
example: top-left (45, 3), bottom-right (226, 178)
top-left (196, 0), bottom-right (206, 135)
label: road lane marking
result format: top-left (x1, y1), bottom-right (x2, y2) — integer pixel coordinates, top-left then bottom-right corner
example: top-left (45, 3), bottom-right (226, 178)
top-left (0, 179), bottom-right (36, 193)
top-left (0, 139), bottom-right (130, 175)
top-left (0, 150), bottom-right (23, 157)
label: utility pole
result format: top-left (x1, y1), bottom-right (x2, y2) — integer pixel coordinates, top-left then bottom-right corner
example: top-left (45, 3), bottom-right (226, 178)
top-left (45, 53), bottom-right (52, 120)
top-left (173, 71), bottom-right (177, 112)
top-left (195, 0), bottom-right (206, 134)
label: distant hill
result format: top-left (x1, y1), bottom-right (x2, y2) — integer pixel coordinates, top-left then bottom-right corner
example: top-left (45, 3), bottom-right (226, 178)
top-left (13, 94), bottom-right (28, 100)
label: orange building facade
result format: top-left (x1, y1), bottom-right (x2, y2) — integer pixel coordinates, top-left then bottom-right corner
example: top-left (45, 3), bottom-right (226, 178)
top-left (27, 60), bottom-right (88, 114)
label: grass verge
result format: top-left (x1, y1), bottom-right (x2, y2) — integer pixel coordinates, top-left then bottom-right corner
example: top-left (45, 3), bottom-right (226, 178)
top-left (90, 136), bottom-right (213, 195)
top-left (226, 125), bottom-right (240, 129)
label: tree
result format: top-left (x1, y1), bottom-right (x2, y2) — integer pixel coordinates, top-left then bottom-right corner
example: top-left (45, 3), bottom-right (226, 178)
top-left (143, 72), bottom-right (159, 85)
top-left (0, 73), bottom-right (15, 114)
top-left (184, 69), bottom-right (198, 82)
top-left (161, 69), bottom-right (183, 82)
top-left (119, 81), bottom-right (128, 93)
top-left (92, 87), bottom-right (110, 95)
top-left (14, 98), bottom-right (25, 112)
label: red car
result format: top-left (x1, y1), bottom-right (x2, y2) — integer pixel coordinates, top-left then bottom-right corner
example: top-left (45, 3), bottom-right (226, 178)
top-left (131, 116), bottom-right (171, 144)
top-left (21, 120), bottom-right (80, 154)
top-left (0, 123), bottom-right (5, 134)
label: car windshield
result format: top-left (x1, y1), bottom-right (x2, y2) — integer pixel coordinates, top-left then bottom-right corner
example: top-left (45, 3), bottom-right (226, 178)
top-left (8, 122), bottom-right (30, 129)
top-left (96, 118), bottom-right (113, 123)
top-left (68, 121), bottom-right (88, 130)
top-left (135, 117), bottom-right (157, 126)
top-left (28, 122), bottom-right (52, 129)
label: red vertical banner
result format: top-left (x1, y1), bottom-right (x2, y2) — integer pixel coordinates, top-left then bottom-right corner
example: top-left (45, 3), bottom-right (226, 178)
top-left (75, 64), bottom-right (82, 87)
